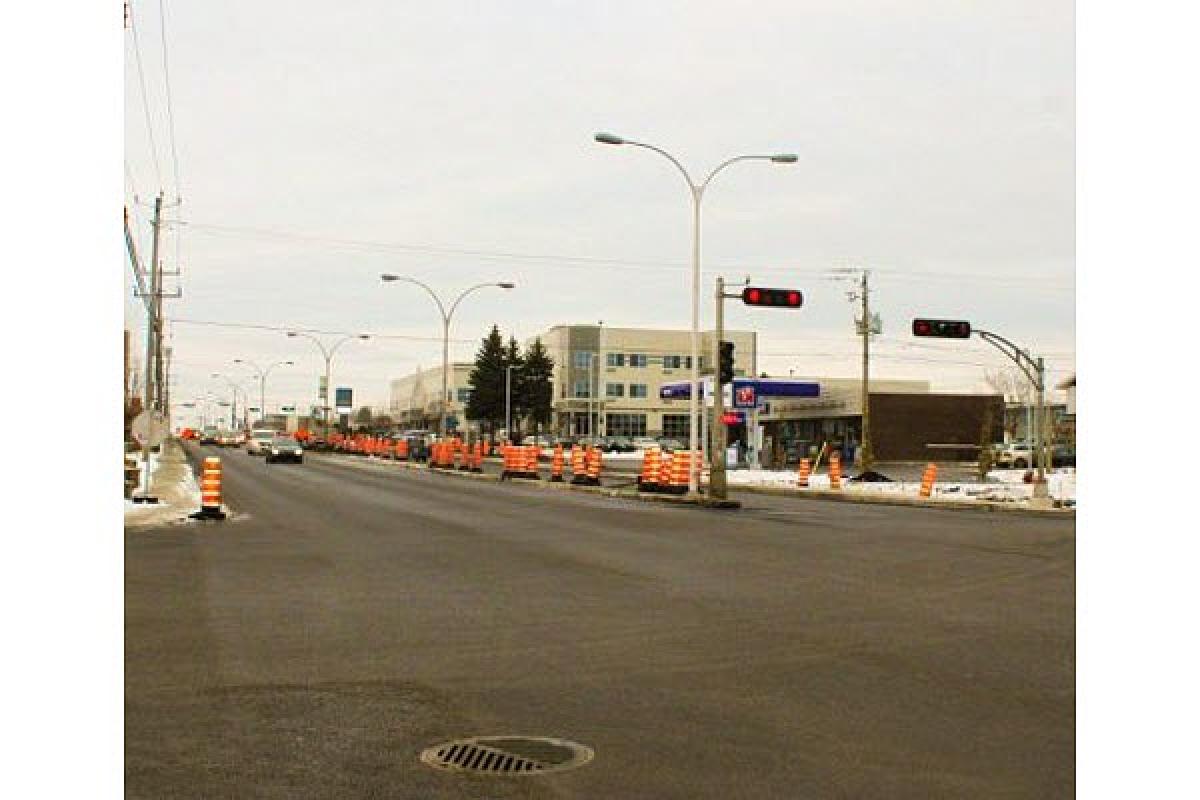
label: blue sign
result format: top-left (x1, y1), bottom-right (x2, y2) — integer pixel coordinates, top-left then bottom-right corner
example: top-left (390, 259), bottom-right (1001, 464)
top-left (660, 378), bottom-right (819, 402)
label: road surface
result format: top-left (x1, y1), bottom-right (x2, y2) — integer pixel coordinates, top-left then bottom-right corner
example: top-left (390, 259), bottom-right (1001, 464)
top-left (126, 444), bottom-right (1075, 798)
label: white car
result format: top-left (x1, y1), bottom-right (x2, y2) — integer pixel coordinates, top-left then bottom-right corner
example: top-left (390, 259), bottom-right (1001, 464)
top-left (246, 428), bottom-right (279, 456)
top-left (995, 442), bottom-right (1034, 469)
top-left (632, 437), bottom-right (660, 451)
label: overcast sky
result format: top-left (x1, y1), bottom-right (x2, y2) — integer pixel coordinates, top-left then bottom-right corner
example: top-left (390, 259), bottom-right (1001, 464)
top-left (124, 0), bottom-right (1074, 419)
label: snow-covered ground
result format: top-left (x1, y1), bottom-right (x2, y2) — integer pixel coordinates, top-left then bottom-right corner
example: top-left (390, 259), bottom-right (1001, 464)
top-left (724, 466), bottom-right (1076, 506)
top-left (124, 442), bottom-right (204, 526)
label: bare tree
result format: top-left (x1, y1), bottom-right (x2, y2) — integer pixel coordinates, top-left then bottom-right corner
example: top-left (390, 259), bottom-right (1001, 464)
top-left (983, 367), bottom-right (1033, 404)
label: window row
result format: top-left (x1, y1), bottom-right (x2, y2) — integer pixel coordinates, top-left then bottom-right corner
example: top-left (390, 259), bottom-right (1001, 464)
top-left (572, 381), bottom-right (650, 399)
top-left (571, 352), bottom-right (703, 370)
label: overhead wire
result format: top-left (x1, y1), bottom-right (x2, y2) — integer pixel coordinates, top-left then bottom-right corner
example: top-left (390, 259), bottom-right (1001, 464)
top-left (126, 0), bottom-right (163, 190)
top-left (176, 219), bottom-right (1072, 290)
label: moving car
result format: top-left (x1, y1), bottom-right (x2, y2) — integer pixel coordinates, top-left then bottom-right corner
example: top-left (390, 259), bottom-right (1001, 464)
top-left (264, 436), bottom-right (304, 464)
top-left (246, 428), bottom-right (279, 456)
top-left (217, 430), bottom-right (241, 447)
top-left (199, 427), bottom-right (220, 445)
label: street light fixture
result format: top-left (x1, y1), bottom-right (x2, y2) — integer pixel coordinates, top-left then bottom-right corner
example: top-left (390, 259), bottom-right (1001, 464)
top-left (594, 131), bottom-right (798, 495)
top-left (211, 372), bottom-right (250, 430)
top-left (380, 275), bottom-right (515, 435)
top-left (233, 358), bottom-right (294, 426)
top-left (285, 331), bottom-right (370, 436)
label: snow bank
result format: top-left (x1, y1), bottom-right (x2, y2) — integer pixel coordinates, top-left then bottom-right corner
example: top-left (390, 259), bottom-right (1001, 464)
top-left (725, 467), bottom-right (1076, 506)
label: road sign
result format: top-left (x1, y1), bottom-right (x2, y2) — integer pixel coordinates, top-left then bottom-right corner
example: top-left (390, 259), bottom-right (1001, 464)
top-left (335, 387), bottom-right (353, 410)
top-left (318, 375), bottom-right (328, 401)
top-left (733, 385), bottom-right (757, 409)
top-left (132, 410), bottom-right (168, 447)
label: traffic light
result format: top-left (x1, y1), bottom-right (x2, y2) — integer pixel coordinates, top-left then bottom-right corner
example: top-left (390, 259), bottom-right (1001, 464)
top-left (912, 318), bottom-right (972, 338)
top-left (719, 341), bottom-right (735, 385)
top-left (742, 287), bottom-right (803, 308)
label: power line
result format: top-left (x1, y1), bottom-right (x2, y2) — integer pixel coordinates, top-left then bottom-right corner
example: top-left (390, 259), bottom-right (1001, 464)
top-left (176, 219), bottom-right (1073, 290)
top-left (126, 1), bottom-right (163, 190)
top-left (156, 0), bottom-right (183, 200)
top-left (167, 317), bottom-right (474, 343)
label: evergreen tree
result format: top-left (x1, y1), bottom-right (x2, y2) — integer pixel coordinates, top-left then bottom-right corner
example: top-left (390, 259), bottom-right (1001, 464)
top-left (466, 325), bottom-right (507, 437)
top-left (519, 337), bottom-right (555, 439)
top-left (504, 336), bottom-right (525, 439)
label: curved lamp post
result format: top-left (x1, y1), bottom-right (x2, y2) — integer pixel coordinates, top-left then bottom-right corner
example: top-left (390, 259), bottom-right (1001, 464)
top-left (594, 132), bottom-right (797, 495)
top-left (233, 358), bottom-right (293, 426)
top-left (286, 332), bottom-right (370, 436)
top-left (380, 275), bottom-right (515, 435)
top-left (211, 372), bottom-right (250, 430)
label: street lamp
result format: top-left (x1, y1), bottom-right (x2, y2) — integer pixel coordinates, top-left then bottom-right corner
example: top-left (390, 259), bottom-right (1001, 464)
top-left (594, 132), bottom-right (797, 495)
top-left (211, 372), bottom-right (250, 430)
top-left (233, 358), bottom-right (294, 426)
top-left (380, 275), bottom-right (515, 435)
top-left (286, 331), bottom-right (370, 437)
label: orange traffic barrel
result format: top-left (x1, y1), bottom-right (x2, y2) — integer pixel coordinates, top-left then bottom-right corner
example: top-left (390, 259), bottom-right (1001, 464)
top-left (584, 446), bottom-right (602, 486)
top-left (829, 452), bottom-right (842, 490)
top-left (550, 444), bottom-right (565, 482)
top-left (797, 458), bottom-right (811, 489)
top-left (190, 456), bottom-right (227, 520)
top-left (638, 447), bottom-right (662, 492)
top-left (570, 445), bottom-right (585, 482)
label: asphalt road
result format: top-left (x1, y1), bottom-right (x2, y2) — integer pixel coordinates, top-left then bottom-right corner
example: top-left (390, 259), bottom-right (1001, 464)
top-left (126, 444), bottom-right (1075, 799)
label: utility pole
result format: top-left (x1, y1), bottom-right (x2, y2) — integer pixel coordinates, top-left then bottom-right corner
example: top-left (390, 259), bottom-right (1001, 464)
top-left (857, 271), bottom-right (875, 470)
top-left (711, 276), bottom-right (729, 499)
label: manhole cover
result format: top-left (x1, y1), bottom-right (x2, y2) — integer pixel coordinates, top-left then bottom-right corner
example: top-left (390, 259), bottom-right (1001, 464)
top-left (420, 735), bottom-right (593, 776)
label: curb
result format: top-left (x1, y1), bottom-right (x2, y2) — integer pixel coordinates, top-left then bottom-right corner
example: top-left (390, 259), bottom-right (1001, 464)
top-left (729, 483), bottom-right (1075, 517)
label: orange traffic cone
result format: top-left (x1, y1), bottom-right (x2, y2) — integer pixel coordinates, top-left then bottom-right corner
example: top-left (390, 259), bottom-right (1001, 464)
top-left (919, 463), bottom-right (938, 498)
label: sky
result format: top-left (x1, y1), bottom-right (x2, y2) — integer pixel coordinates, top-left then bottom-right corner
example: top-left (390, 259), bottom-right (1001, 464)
top-left (124, 0), bottom-right (1075, 420)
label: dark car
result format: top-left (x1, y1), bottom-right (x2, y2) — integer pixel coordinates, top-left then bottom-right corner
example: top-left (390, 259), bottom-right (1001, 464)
top-left (602, 436), bottom-right (636, 453)
top-left (264, 436), bottom-right (304, 464)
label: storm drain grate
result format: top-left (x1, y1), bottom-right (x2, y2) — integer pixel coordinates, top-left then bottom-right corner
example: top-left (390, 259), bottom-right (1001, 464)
top-left (420, 735), bottom-right (593, 776)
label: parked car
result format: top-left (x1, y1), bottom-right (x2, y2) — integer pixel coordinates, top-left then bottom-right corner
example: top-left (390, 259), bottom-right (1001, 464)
top-left (246, 428), bottom-right (279, 456)
top-left (1050, 445), bottom-right (1076, 468)
top-left (264, 436), bottom-right (304, 464)
top-left (199, 428), bottom-right (220, 445)
top-left (995, 442), bottom-right (1034, 468)
top-left (600, 436), bottom-right (636, 453)
top-left (217, 431), bottom-right (240, 447)
top-left (657, 437), bottom-right (686, 452)
top-left (632, 437), bottom-right (660, 451)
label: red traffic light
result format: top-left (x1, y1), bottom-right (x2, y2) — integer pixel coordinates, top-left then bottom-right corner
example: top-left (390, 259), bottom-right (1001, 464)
top-left (742, 287), bottom-right (804, 308)
top-left (912, 318), bottom-right (972, 338)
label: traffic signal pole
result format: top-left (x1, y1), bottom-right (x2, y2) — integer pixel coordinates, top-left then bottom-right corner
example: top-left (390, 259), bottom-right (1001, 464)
top-left (712, 276), bottom-right (728, 499)
top-left (710, 276), bottom-right (748, 500)
top-left (973, 330), bottom-right (1050, 499)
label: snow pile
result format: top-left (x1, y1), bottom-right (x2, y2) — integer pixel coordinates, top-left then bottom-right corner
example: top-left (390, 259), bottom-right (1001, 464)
top-left (124, 442), bottom-right (204, 526)
top-left (725, 466), bottom-right (1076, 506)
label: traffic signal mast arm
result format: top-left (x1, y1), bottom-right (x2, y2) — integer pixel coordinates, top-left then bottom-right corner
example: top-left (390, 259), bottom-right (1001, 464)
top-left (973, 328), bottom-right (1042, 391)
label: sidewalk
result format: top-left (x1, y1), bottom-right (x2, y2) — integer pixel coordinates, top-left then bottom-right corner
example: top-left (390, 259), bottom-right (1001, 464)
top-left (124, 439), bottom-right (202, 529)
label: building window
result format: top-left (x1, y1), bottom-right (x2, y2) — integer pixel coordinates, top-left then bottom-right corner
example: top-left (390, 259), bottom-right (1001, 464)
top-left (629, 383), bottom-right (648, 399)
top-left (606, 383), bottom-right (624, 398)
top-left (629, 354), bottom-right (647, 368)
top-left (573, 379), bottom-right (591, 398)
top-left (573, 351), bottom-right (592, 369)
top-left (606, 413), bottom-right (647, 437)
top-left (456, 388), bottom-right (471, 404)
top-left (606, 353), bottom-right (625, 368)
top-left (662, 414), bottom-right (691, 439)
top-left (663, 355), bottom-right (682, 370)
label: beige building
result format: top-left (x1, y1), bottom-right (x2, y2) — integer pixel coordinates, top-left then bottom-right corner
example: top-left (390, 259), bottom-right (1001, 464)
top-left (388, 363), bottom-right (475, 430)
top-left (533, 324), bottom-right (757, 438)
